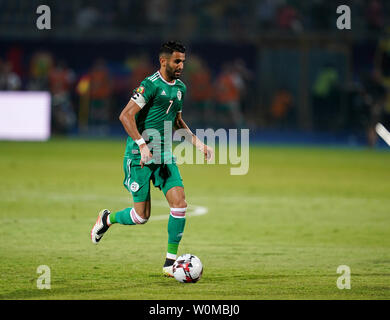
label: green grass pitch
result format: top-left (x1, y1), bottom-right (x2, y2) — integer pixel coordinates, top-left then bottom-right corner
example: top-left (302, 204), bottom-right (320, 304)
top-left (0, 138), bottom-right (389, 300)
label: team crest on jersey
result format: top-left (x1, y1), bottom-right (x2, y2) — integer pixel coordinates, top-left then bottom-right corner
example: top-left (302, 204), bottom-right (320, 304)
top-left (130, 182), bottom-right (139, 192)
top-left (177, 90), bottom-right (182, 101)
top-left (136, 86), bottom-right (145, 94)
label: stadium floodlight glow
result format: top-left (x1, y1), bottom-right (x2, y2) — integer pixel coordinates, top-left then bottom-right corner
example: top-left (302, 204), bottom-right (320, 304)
top-left (0, 91), bottom-right (51, 141)
top-left (375, 123), bottom-right (390, 147)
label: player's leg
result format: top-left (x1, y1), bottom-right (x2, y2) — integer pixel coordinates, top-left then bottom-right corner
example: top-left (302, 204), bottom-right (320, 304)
top-left (154, 161), bottom-right (187, 276)
top-left (163, 186), bottom-right (187, 276)
top-left (91, 199), bottom-right (151, 244)
top-left (91, 158), bottom-right (152, 244)
top-left (108, 199), bottom-right (151, 225)
top-left (166, 186), bottom-right (187, 255)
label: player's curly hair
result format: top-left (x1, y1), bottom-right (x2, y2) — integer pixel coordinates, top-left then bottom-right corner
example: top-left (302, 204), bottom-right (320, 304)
top-left (159, 41), bottom-right (186, 56)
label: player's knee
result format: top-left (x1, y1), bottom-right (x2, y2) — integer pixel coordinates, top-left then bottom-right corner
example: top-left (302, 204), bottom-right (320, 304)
top-left (138, 212), bottom-right (149, 224)
top-left (171, 199), bottom-right (187, 210)
top-left (133, 203), bottom-right (151, 223)
top-left (132, 208), bottom-right (149, 224)
top-left (137, 211), bottom-right (149, 224)
top-left (139, 217), bottom-right (148, 224)
top-left (170, 199), bottom-right (187, 219)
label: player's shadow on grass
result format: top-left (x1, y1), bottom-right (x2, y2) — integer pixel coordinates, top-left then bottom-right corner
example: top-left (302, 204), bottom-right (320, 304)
top-left (148, 274), bottom-right (176, 281)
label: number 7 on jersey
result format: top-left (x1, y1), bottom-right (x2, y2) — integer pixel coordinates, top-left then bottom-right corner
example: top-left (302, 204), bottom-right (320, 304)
top-left (166, 100), bottom-right (173, 114)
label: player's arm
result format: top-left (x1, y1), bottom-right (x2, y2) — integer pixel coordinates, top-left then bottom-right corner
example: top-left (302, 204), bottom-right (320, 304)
top-left (119, 99), bottom-right (152, 168)
top-left (174, 112), bottom-right (213, 161)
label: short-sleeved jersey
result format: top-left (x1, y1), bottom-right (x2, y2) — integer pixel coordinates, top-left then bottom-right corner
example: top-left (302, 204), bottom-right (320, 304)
top-left (124, 71), bottom-right (187, 163)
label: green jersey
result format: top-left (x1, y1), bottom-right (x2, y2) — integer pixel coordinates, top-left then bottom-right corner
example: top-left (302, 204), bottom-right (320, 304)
top-left (124, 71), bottom-right (187, 163)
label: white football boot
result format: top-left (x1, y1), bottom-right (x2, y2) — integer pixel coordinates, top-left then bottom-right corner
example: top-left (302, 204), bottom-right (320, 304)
top-left (163, 258), bottom-right (175, 277)
top-left (91, 209), bottom-right (111, 244)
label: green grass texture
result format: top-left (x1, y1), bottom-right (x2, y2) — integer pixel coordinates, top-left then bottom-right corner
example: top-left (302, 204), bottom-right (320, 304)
top-left (0, 139), bottom-right (389, 299)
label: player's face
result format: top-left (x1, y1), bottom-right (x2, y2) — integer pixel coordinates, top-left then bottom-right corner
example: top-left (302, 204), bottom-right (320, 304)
top-left (166, 52), bottom-right (186, 79)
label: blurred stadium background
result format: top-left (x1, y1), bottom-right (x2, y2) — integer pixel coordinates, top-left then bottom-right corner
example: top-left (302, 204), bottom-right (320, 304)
top-left (1, 0), bottom-right (390, 301)
top-left (1, 0), bottom-right (390, 146)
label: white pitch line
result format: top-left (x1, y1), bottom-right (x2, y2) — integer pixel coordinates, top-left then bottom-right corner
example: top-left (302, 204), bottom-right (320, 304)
top-left (23, 192), bottom-right (209, 221)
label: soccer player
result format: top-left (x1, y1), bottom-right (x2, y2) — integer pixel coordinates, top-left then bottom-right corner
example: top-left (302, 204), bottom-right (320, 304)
top-left (90, 41), bottom-right (213, 277)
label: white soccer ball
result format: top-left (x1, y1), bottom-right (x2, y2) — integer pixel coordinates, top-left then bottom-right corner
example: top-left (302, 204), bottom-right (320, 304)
top-left (172, 254), bottom-right (203, 283)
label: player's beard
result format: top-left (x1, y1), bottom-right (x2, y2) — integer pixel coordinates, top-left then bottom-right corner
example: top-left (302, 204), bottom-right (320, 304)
top-left (166, 63), bottom-right (181, 80)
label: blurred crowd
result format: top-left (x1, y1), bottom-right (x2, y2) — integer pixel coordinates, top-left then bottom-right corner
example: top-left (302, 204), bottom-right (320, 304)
top-left (0, 0), bottom-right (388, 38)
top-left (0, 48), bottom-right (255, 134)
top-left (0, 0), bottom-right (389, 145)
top-left (2, 39), bottom-right (389, 145)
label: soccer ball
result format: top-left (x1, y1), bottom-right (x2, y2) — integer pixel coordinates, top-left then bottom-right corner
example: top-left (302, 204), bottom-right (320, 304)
top-left (172, 254), bottom-right (203, 283)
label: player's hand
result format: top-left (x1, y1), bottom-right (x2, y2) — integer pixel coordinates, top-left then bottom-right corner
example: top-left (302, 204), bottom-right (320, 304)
top-left (202, 144), bottom-right (214, 162)
top-left (139, 144), bottom-right (152, 168)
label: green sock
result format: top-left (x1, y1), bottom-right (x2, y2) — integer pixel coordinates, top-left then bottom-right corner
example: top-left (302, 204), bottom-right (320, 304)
top-left (113, 208), bottom-right (136, 225)
top-left (167, 243), bottom-right (179, 256)
top-left (108, 212), bottom-right (117, 224)
top-left (167, 214), bottom-right (186, 258)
